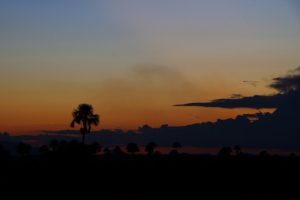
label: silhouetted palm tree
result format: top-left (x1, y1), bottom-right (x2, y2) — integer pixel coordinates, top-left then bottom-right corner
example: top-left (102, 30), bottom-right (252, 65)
top-left (145, 142), bottom-right (156, 155)
top-left (70, 103), bottom-right (100, 144)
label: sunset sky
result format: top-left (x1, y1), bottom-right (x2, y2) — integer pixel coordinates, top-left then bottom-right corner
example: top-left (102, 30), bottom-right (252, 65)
top-left (0, 0), bottom-right (300, 134)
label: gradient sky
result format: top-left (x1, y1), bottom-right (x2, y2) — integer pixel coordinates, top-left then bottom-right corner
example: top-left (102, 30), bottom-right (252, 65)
top-left (0, 0), bottom-right (300, 134)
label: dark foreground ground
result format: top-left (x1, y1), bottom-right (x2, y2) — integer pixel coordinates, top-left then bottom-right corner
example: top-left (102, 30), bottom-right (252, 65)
top-left (0, 153), bottom-right (299, 199)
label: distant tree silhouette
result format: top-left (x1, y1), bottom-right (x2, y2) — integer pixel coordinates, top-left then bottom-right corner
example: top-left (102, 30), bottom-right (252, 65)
top-left (145, 142), bottom-right (157, 155)
top-left (172, 142), bottom-right (182, 149)
top-left (218, 147), bottom-right (232, 157)
top-left (169, 149), bottom-right (179, 156)
top-left (113, 146), bottom-right (124, 156)
top-left (171, 142), bottom-right (182, 154)
top-left (233, 145), bottom-right (242, 156)
top-left (126, 143), bottom-right (140, 154)
top-left (103, 147), bottom-right (111, 155)
top-left (17, 142), bottom-right (31, 156)
top-left (0, 132), bottom-right (10, 136)
top-left (70, 103), bottom-right (100, 144)
top-left (88, 142), bottom-right (101, 155)
top-left (259, 150), bottom-right (269, 157)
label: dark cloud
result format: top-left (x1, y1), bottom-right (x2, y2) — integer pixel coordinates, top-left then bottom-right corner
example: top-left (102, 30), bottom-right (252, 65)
top-left (269, 66), bottom-right (300, 93)
top-left (175, 67), bottom-right (300, 109)
top-left (175, 94), bottom-right (283, 109)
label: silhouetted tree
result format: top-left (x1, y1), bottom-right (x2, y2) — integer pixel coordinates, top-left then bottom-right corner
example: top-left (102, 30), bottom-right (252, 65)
top-left (169, 149), bottom-right (179, 156)
top-left (17, 142), bottom-right (31, 156)
top-left (234, 145), bottom-right (242, 156)
top-left (103, 147), bottom-right (111, 155)
top-left (0, 132), bottom-right (9, 136)
top-left (113, 146), bottom-right (124, 156)
top-left (88, 142), bottom-right (101, 155)
top-left (259, 150), bottom-right (269, 157)
top-left (145, 142), bottom-right (156, 155)
top-left (70, 103), bottom-right (100, 144)
top-left (218, 147), bottom-right (232, 157)
top-left (126, 143), bottom-right (140, 154)
top-left (171, 142), bottom-right (182, 154)
top-left (172, 142), bottom-right (182, 149)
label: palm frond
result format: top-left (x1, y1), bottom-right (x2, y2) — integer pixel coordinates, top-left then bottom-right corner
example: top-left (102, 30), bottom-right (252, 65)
top-left (70, 120), bottom-right (76, 128)
top-left (70, 104), bottom-right (99, 134)
top-left (90, 114), bottom-right (100, 126)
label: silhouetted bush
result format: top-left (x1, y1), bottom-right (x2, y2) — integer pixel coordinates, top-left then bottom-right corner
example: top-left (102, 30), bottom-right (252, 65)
top-left (103, 147), bottom-right (111, 155)
top-left (113, 146), bottom-right (124, 156)
top-left (145, 142), bottom-right (156, 155)
top-left (218, 147), bottom-right (232, 157)
top-left (126, 143), bottom-right (139, 154)
top-left (87, 142), bottom-right (101, 155)
top-left (233, 145), bottom-right (242, 156)
top-left (259, 150), bottom-right (269, 157)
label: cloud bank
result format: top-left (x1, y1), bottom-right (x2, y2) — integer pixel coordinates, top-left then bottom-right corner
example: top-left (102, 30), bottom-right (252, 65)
top-left (175, 66), bottom-right (300, 109)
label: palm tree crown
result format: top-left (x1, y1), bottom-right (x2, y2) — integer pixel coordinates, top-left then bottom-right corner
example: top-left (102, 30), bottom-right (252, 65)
top-left (70, 103), bottom-right (100, 144)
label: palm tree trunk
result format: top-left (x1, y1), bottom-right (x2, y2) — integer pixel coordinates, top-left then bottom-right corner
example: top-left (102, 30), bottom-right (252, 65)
top-left (80, 127), bottom-right (86, 145)
top-left (82, 132), bottom-right (86, 145)
top-left (82, 120), bottom-right (87, 145)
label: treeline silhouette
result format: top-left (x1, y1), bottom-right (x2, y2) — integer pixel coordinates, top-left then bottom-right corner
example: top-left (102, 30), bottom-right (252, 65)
top-left (2, 139), bottom-right (292, 158)
top-left (0, 140), bottom-right (183, 157)
top-left (0, 140), bottom-right (299, 199)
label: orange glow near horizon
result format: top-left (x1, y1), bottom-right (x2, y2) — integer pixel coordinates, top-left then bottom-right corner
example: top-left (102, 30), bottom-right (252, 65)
top-left (0, 104), bottom-right (275, 135)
